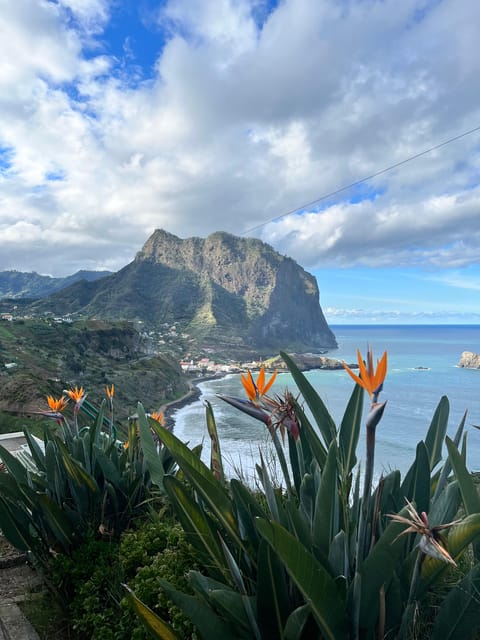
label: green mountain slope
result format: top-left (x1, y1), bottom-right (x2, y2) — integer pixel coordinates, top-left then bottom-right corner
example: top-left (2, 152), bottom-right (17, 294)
top-left (24, 230), bottom-right (337, 354)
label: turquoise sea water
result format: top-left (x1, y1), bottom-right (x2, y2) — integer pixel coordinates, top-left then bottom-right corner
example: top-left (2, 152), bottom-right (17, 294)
top-left (173, 325), bottom-right (480, 481)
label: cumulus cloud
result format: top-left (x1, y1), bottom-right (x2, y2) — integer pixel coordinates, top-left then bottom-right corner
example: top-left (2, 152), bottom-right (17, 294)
top-left (0, 0), bottom-right (479, 275)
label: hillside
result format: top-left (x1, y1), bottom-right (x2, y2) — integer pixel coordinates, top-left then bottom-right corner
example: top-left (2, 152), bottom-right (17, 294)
top-left (0, 270), bottom-right (111, 299)
top-left (0, 319), bottom-right (189, 431)
top-left (26, 230), bottom-right (336, 356)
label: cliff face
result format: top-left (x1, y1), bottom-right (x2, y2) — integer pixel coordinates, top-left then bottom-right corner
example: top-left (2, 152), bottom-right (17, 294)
top-left (28, 229), bottom-right (336, 354)
top-left (137, 230), bottom-right (336, 351)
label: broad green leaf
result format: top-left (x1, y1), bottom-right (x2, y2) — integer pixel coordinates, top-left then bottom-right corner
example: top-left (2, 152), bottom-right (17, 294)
top-left (280, 351), bottom-right (336, 448)
top-left (0, 444), bottom-right (29, 483)
top-left (230, 479), bottom-right (267, 548)
top-left (434, 410), bottom-right (467, 501)
top-left (205, 400), bottom-right (224, 482)
top-left (312, 441), bottom-right (338, 560)
top-left (284, 604), bottom-right (312, 640)
top-left (338, 384), bottom-right (363, 476)
top-left (123, 584), bottom-right (180, 640)
top-left (258, 452), bottom-right (281, 523)
top-left (23, 429), bottom-right (46, 472)
top-left (284, 499), bottom-right (312, 550)
top-left (424, 395), bottom-right (449, 470)
top-left (400, 441), bottom-right (430, 516)
top-left (93, 445), bottom-right (122, 487)
top-left (209, 590), bottom-right (260, 639)
top-left (420, 513), bottom-right (480, 593)
top-left (328, 530), bottom-right (349, 579)
top-left (158, 579), bottom-right (238, 640)
top-left (429, 480), bottom-right (461, 530)
top-left (217, 537), bottom-right (261, 639)
top-left (257, 539), bottom-right (290, 639)
top-left (291, 400), bottom-right (327, 469)
top-left (356, 505), bottom-right (411, 629)
top-left (257, 518), bottom-right (347, 640)
top-left (35, 494), bottom-right (76, 549)
top-left (54, 436), bottom-right (98, 493)
top-left (0, 497), bottom-right (35, 551)
top-left (430, 563), bottom-right (480, 640)
top-left (137, 403), bottom-right (165, 489)
top-left (163, 475), bottom-right (227, 579)
top-left (288, 429), bottom-right (302, 494)
top-left (150, 422), bottom-right (243, 549)
top-left (445, 437), bottom-right (480, 515)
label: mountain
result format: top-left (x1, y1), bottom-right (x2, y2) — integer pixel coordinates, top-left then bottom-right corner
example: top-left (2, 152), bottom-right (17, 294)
top-left (0, 270), bottom-right (112, 299)
top-left (25, 230), bottom-right (337, 355)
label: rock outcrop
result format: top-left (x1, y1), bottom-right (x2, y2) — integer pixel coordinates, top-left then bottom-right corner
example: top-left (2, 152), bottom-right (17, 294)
top-left (30, 230), bottom-right (336, 355)
top-left (458, 351), bottom-right (480, 369)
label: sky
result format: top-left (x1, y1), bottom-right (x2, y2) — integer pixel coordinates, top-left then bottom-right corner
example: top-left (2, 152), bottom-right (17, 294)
top-left (1, 0), bottom-right (480, 324)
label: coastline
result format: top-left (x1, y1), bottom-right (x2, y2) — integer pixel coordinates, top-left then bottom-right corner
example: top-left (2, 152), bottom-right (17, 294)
top-left (163, 373), bottom-right (229, 427)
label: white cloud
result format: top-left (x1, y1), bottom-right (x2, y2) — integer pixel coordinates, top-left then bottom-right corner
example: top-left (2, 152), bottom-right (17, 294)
top-left (0, 0), bottom-right (480, 276)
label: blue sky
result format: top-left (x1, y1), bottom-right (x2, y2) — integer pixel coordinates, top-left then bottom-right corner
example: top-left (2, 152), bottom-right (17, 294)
top-left (0, 0), bottom-right (479, 324)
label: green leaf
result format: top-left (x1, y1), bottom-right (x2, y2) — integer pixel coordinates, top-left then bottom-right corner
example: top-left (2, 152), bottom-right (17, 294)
top-left (93, 445), bottom-right (122, 487)
top-left (445, 437), bottom-right (480, 515)
top-left (0, 444), bottom-right (29, 483)
top-left (35, 494), bottom-right (77, 549)
top-left (137, 403), bottom-right (165, 489)
top-left (218, 535), bottom-right (261, 639)
top-left (257, 539), bottom-right (290, 639)
top-left (205, 400), bottom-right (224, 482)
top-left (123, 584), bottom-right (180, 640)
top-left (23, 429), bottom-right (46, 472)
top-left (420, 513), bottom-right (480, 593)
top-left (152, 422), bottom-right (244, 552)
top-left (163, 475), bottom-right (227, 578)
top-left (256, 518), bottom-right (347, 640)
top-left (424, 395), bottom-right (449, 470)
top-left (158, 578), bottom-right (238, 640)
top-left (208, 589), bottom-right (259, 638)
top-left (401, 441), bottom-right (431, 516)
top-left (433, 410), bottom-right (467, 501)
top-left (312, 441), bottom-right (338, 560)
top-left (283, 604), bottom-right (312, 640)
top-left (291, 400), bottom-right (327, 469)
top-left (230, 479), bottom-right (267, 548)
top-left (430, 563), bottom-right (480, 640)
top-left (356, 505), bottom-right (412, 629)
top-left (54, 436), bottom-right (98, 493)
top-left (0, 497), bottom-right (35, 551)
top-left (280, 352), bottom-right (336, 448)
top-left (338, 384), bottom-right (363, 476)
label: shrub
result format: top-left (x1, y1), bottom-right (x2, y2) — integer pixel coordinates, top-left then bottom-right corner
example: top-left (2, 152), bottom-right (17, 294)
top-left (47, 516), bottom-right (198, 640)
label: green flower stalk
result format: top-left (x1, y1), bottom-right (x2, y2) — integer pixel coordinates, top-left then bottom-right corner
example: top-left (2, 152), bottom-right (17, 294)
top-left (343, 348), bottom-right (388, 561)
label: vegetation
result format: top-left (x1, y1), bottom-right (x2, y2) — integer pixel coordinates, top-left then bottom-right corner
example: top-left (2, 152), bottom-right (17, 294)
top-left (127, 350), bottom-right (480, 639)
top-left (0, 318), bottom-right (189, 423)
top-left (0, 389), bottom-right (175, 568)
top-left (1, 347), bottom-right (480, 639)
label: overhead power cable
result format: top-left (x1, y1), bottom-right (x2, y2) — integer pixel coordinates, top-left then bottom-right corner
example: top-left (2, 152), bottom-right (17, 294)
top-left (242, 124), bottom-right (480, 235)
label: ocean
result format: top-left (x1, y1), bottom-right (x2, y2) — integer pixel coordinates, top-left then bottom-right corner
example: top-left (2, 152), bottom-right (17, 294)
top-left (173, 325), bottom-right (480, 482)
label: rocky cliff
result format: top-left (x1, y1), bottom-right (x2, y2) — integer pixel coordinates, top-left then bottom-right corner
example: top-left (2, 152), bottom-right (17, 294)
top-left (27, 230), bottom-right (336, 355)
top-left (137, 230), bottom-right (336, 351)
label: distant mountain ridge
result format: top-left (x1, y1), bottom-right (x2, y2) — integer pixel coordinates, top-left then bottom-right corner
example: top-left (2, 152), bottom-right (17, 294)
top-left (5, 230), bottom-right (336, 354)
top-left (0, 269), bottom-right (112, 299)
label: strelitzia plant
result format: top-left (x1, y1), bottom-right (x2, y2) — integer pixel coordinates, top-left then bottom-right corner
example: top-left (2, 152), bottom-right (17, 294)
top-left (127, 349), bottom-right (480, 640)
top-left (0, 390), bottom-right (176, 567)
